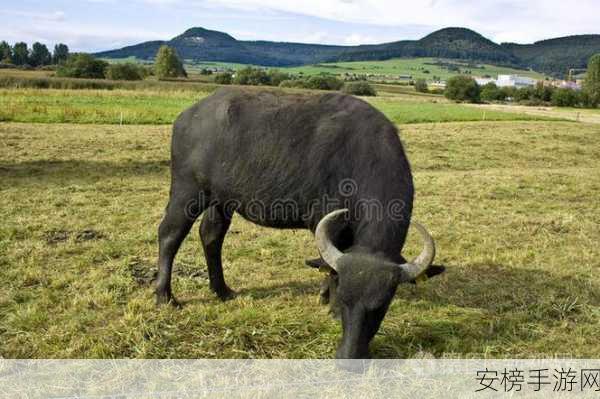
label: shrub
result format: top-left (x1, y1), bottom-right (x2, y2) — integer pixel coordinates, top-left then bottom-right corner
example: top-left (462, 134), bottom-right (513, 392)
top-left (234, 67), bottom-right (270, 86)
top-left (414, 79), bottom-right (428, 93)
top-left (342, 81), bottom-right (376, 96)
top-left (304, 75), bottom-right (343, 90)
top-left (56, 54), bottom-right (108, 79)
top-left (105, 63), bottom-right (146, 80)
top-left (267, 69), bottom-right (291, 86)
top-left (551, 88), bottom-right (579, 107)
top-left (214, 72), bottom-right (232, 85)
top-left (444, 76), bottom-right (480, 103)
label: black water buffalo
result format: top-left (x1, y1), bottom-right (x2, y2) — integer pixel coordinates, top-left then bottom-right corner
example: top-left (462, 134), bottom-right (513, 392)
top-left (156, 87), bottom-right (439, 359)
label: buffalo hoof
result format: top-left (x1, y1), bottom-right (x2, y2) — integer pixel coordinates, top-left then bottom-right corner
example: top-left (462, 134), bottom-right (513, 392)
top-left (335, 358), bottom-right (371, 373)
top-left (156, 292), bottom-right (181, 308)
top-left (215, 286), bottom-right (237, 301)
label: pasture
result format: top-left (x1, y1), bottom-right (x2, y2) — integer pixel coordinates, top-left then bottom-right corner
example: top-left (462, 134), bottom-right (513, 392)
top-left (101, 56), bottom-right (545, 81)
top-left (0, 85), bottom-right (599, 358)
top-left (283, 57), bottom-right (545, 80)
top-left (0, 88), bottom-right (559, 125)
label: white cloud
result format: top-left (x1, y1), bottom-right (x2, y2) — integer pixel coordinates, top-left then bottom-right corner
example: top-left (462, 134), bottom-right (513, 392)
top-left (203, 0), bottom-right (600, 43)
top-left (1, 23), bottom-right (174, 52)
top-left (0, 9), bottom-right (66, 22)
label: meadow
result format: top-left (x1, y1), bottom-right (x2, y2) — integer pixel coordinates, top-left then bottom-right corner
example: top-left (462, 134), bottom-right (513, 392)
top-left (0, 82), bottom-right (599, 359)
top-left (106, 56), bottom-right (545, 81)
top-left (0, 88), bottom-right (559, 125)
top-left (282, 57), bottom-right (545, 80)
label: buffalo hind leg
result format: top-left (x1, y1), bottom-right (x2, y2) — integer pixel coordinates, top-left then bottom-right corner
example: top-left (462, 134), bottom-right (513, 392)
top-left (200, 205), bottom-right (235, 301)
top-left (156, 190), bottom-right (203, 306)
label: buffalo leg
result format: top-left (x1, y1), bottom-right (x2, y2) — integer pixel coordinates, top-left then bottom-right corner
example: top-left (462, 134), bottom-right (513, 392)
top-left (156, 189), bottom-right (203, 306)
top-left (200, 205), bottom-right (235, 301)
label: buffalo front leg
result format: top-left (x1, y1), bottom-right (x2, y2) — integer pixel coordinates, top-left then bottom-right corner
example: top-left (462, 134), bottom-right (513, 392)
top-left (156, 191), bottom-right (202, 306)
top-left (200, 205), bottom-right (235, 301)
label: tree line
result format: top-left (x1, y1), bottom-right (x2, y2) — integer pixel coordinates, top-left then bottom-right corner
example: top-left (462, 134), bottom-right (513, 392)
top-left (444, 54), bottom-right (600, 108)
top-left (0, 41), bottom-right (69, 67)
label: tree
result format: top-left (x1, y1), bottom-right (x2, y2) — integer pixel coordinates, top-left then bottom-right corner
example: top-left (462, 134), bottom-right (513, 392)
top-left (0, 41), bottom-right (12, 63)
top-left (583, 54), bottom-right (600, 107)
top-left (154, 45), bottom-right (187, 79)
top-left (30, 42), bottom-right (51, 67)
top-left (53, 43), bottom-right (69, 64)
top-left (12, 42), bottom-right (29, 66)
top-left (444, 75), bottom-right (480, 103)
top-left (480, 82), bottom-right (505, 102)
top-left (414, 79), bottom-right (428, 93)
top-left (105, 63), bottom-right (146, 80)
top-left (56, 53), bottom-right (108, 78)
top-left (533, 82), bottom-right (554, 102)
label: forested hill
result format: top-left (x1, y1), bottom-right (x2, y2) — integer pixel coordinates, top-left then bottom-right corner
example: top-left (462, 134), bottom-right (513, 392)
top-left (94, 27), bottom-right (600, 76)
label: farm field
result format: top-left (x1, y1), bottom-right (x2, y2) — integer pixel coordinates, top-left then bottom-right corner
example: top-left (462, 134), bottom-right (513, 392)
top-left (283, 57), bottom-right (545, 80)
top-left (466, 103), bottom-right (600, 125)
top-left (101, 56), bottom-right (545, 81)
top-left (0, 88), bottom-right (560, 125)
top-left (1, 84), bottom-right (599, 358)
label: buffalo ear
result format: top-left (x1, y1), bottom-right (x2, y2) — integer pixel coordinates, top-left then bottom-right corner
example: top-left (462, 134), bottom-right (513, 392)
top-left (424, 265), bottom-right (446, 278)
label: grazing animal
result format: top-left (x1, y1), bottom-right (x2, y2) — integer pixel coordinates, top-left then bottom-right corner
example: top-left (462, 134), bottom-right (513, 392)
top-left (156, 87), bottom-right (439, 358)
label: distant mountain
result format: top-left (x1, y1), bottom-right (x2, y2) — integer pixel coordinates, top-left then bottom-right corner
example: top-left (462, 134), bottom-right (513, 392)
top-left (501, 35), bottom-right (600, 76)
top-left (95, 27), bottom-right (600, 77)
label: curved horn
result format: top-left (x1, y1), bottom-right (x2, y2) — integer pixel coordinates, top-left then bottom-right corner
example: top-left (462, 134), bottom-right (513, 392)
top-left (315, 209), bottom-right (349, 271)
top-left (398, 221), bottom-right (436, 281)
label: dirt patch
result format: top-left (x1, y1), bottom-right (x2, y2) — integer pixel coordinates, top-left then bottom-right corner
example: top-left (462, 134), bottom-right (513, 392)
top-left (75, 229), bottom-right (105, 242)
top-left (128, 258), bottom-right (208, 285)
top-left (44, 229), bottom-right (69, 245)
top-left (44, 228), bottom-right (105, 245)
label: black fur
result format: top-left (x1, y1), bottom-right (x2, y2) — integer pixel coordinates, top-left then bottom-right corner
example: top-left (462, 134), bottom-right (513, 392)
top-left (156, 87), bottom-right (418, 358)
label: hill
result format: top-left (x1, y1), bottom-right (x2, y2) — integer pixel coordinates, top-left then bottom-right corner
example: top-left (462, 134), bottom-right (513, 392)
top-left (95, 27), bottom-right (600, 77)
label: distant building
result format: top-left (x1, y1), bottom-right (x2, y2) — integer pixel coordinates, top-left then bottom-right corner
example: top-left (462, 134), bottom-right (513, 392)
top-left (475, 77), bottom-right (496, 86)
top-left (559, 80), bottom-right (582, 90)
top-left (496, 75), bottom-right (537, 88)
top-left (429, 81), bottom-right (446, 90)
top-left (473, 74), bottom-right (538, 88)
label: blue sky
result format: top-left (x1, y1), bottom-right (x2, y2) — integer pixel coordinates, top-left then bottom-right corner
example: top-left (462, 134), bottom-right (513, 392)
top-left (1, 0), bottom-right (599, 52)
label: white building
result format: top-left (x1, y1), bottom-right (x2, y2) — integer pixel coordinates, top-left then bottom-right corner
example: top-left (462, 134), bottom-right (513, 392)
top-left (495, 75), bottom-right (537, 88)
top-left (475, 77), bottom-right (496, 86)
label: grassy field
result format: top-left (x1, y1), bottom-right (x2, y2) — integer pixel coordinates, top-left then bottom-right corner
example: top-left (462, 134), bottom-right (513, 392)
top-left (0, 88), bottom-right (560, 125)
top-left (0, 83), bottom-right (599, 359)
top-left (102, 56), bottom-right (544, 81)
top-left (284, 57), bottom-right (545, 80)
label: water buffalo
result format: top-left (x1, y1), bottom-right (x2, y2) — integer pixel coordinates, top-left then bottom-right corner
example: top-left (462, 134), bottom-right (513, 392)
top-left (156, 87), bottom-right (439, 359)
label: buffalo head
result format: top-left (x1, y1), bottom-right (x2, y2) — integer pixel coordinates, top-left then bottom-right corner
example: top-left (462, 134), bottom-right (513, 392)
top-left (315, 209), bottom-right (436, 359)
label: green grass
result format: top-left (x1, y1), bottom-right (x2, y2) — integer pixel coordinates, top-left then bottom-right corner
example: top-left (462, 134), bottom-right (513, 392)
top-left (0, 88), bottom-right (559, 125)
top-left (1, 120), bottom-right (599, 358)
top-left (285, 57), bottom-right (545, 81)
top-left (0, 89), bottom-right (210, 124)
top-left (103, 56), bottom-right (545, 81)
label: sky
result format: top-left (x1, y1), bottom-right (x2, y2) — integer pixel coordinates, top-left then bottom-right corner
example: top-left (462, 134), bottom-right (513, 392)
top-left (1, 0), bottom-right (599, 52)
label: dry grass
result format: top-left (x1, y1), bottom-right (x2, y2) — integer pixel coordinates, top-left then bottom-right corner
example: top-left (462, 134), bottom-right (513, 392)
top-left (1, 120), bottom-right (599, 358)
